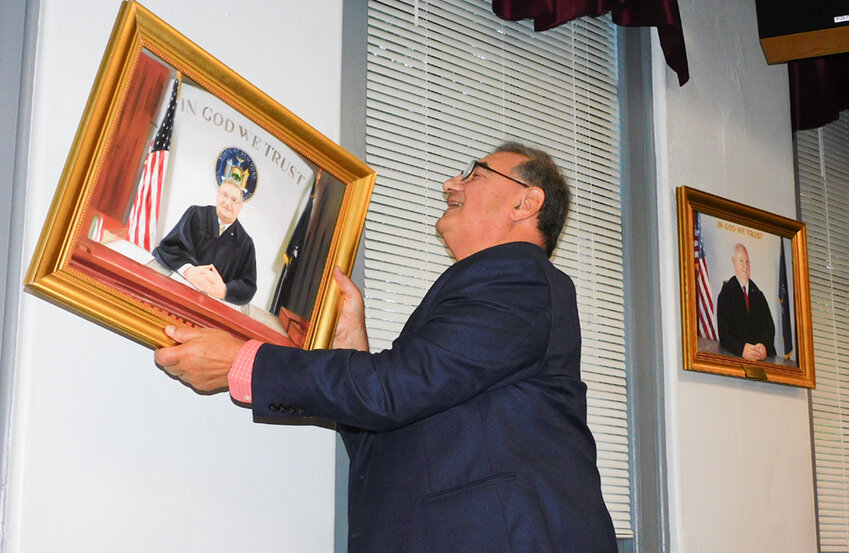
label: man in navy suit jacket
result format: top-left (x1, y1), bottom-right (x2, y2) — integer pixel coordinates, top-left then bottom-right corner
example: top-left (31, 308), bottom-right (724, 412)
top-left (156, 143), bottom-right (617, 553)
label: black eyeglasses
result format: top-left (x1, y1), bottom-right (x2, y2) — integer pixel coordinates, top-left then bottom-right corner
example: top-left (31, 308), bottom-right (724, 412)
top-left (460, 160), bottom-right (529, 188)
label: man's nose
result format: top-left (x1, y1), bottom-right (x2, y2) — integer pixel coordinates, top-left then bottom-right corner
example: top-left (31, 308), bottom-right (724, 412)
top-left (443, 174), bottom-right (462, 193)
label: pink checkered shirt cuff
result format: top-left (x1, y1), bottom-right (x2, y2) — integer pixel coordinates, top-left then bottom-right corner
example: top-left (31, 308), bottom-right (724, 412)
top-left (229, 339), bottom-right (262, 404)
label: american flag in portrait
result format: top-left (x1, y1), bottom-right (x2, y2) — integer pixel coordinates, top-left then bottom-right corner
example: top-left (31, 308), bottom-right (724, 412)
top-left (694, 212), bottom-right (718, 341)
top-left (128, 76), bottom-right (180, 251)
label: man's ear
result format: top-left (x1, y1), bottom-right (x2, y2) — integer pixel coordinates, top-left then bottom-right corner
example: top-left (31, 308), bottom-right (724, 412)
top-left (511, 187), bottom-right (544, 222)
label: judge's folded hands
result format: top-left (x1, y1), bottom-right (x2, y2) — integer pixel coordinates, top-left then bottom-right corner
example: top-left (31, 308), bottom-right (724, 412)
top-left (742, 342), bottom-right (768, 362)
top-left (184, 264), bottom-right (226, 299)
top-left (154, 267), bottom-right (368, 393)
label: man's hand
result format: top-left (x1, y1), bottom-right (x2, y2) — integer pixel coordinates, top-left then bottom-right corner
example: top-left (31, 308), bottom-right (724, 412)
top-left (154, 325), bottom-right (246, 393)
top-left (742, 342), bottom-right (767, 362)
top-left (332, 266), bottom-right (369, 352)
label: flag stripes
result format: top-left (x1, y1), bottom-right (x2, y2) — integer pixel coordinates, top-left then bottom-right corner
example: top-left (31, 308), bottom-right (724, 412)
top-left (694, 212), bottom-right (718, 341)
top-left (128, 76), bottom-right (179, 251)
top-left (129, 149), bottom-right (168, 250)
top-left (89, 215), bottom-right (104, 243)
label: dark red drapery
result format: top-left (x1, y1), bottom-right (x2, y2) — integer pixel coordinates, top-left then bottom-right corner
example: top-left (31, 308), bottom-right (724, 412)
top-left (789, 53), bottom-right (849, 132)
top-left (492, 0), bottom-right (689, 85)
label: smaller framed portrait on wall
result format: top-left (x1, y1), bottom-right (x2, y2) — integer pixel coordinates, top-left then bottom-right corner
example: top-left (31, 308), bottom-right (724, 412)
top-left (676, 186), bottom-right (814, 387)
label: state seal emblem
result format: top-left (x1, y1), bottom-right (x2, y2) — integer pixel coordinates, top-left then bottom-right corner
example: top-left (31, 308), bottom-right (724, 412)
top-left (216, 147), bottom-right (258, 201)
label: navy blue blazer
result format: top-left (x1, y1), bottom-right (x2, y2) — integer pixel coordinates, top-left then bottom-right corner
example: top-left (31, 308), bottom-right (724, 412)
top-left (252, 242), bottom-right (616, 553)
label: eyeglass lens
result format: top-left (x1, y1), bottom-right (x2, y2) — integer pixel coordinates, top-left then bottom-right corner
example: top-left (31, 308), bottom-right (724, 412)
top-left (461, 160), bottom-right (478, 180)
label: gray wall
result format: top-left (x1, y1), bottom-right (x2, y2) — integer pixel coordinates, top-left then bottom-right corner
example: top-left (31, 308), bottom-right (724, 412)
top-left (0, 1), bottom-right (38, 550)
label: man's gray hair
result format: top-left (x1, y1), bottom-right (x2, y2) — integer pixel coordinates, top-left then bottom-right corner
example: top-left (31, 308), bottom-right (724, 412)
top-left (494, 142), bottom-right (570, 256)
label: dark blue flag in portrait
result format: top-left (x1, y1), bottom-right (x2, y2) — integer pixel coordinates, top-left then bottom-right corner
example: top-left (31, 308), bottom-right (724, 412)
top-left (779, 240), bottom-right (793, 358)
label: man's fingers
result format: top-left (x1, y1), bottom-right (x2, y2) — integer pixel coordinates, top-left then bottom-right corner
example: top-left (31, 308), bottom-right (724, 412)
top-left (164, 325), bottom-right (179, 340)
top-left (333, 266), bottom-right (353, 291)
top-left (333, 266), bottom-right (363, 302)
top-left (164, 324), bottom-right (205, 344)
top-left (163, 325), bottom-right (225, 349)
top-left (333, 266), bottom-right (345, 288)
top-left (153, 326), bottom-right (242, 393)
top-left (332, 266), bottom-right (369, 351)
top-left (154, 342), bottom-right (185, 368)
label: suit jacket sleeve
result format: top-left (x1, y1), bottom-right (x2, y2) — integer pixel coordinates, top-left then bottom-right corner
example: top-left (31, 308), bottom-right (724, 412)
top-left (251, 249), bottom-right (562, 431)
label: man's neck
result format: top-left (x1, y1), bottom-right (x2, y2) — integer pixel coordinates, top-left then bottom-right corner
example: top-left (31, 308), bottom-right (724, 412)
top-left (449, 237), bottom-right (546, 261)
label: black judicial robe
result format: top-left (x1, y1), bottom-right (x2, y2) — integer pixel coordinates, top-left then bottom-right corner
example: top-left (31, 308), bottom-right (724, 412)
top-left (716, 275), bottom-right (776, 357)
top-left (153, 205), bottom-right (257, 305)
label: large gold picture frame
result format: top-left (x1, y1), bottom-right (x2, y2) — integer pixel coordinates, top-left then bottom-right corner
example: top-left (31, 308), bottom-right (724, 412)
top-left (676, 186), bottom-right (814, 387)
top-left (26, 1), bottom-right (375, 350)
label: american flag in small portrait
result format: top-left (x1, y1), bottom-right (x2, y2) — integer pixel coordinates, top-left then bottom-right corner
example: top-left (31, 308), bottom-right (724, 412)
top-left (128, 76), bottom-right (180, 251)
top-left (694, 212), bottom-right (718, 341)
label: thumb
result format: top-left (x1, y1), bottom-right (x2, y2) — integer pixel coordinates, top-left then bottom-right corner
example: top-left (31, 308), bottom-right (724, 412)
top-left (333, 266), bottom-right (361, 298)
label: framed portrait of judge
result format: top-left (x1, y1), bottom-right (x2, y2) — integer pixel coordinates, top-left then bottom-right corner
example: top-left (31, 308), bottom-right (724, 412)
top-left (25, 1), bottom-right (375, 350)
top-left (676, 186), bottom-right (814, 387)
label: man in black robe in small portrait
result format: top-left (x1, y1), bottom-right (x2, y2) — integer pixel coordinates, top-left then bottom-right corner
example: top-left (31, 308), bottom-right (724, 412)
top-left (153, 178), bottom-right (257, 305)
top-left (716, 243), bottom-right (776, 361)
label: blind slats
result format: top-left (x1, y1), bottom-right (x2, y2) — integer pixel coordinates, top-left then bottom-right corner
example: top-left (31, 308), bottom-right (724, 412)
top-left (798, 111), bottom-right (849, 551)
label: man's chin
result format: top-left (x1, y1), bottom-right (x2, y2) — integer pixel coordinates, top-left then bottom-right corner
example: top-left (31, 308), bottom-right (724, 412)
top-left (434, 217), bottom-right (446, 235)
top-left (435, 210), bottom-right (456, 231)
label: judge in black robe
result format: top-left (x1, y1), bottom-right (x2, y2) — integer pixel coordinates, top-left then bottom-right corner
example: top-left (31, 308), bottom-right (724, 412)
top-left (153, 181), bottom-right (257, 305)
top-left (716, 244), bottom-right (775, 360)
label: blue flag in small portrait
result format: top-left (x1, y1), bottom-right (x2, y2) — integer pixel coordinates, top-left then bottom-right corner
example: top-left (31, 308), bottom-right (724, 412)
top-left (779, 240), bottom-right (793, 358)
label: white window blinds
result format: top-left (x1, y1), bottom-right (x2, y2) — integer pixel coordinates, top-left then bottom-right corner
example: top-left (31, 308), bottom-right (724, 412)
top-left (364, 0), bottom-right (631, 537)
top-left (798, 112), bottom-right (849, 553)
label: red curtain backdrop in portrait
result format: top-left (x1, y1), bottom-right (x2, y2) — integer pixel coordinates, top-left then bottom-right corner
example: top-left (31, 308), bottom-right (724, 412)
top-left (89, 53), bottom-right (170, 219)
top-left (492, 0), bottom-right (689, 85)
